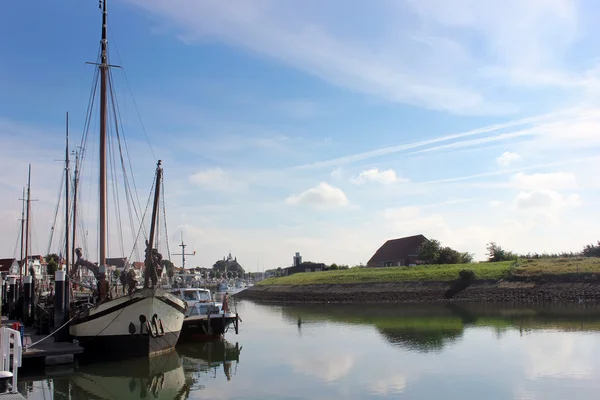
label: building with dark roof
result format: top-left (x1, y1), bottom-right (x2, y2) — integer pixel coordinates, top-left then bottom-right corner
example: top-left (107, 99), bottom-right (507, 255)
top-left (367, 234), bottom-right (428, 267)
top-left (106, 257), bottom-right (128, 270)
top-left (0, 258), bottom-right (19, 274)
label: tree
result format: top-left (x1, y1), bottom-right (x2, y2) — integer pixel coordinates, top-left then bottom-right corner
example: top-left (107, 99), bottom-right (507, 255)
top-left (459, 252), bottom-right (474, 264)
top-left (45, 253), bottom-right (59, 277)
top-left (209, 270), bottom-right (215, 279)
top-left (215, 271), bottom-right (222, 279)
top-left (486, 242), bottom-right (516, 262)
top-left (582, 241), bottom-right (600, 257)
top-left (437, 246), bottom-right (462, 264)
top-left (418, 239), bottom-right (441, 264)
top-left (329, 263), bottom-right (339, 270)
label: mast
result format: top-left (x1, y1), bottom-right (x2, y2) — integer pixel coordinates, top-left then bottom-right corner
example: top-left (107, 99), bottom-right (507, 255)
top-left (173, 233), bottom-right (195, 271)
top-left (19, 187), bottom-right (25, 280)
top-left (144, 160), bottom-right (163, 288)
top-left (65, 112), bottom-right (70, 279)
top-left (64, 112), bottom-right (71, 311)
top-left (72, 149), bottom-right (79, 280)
top-left (24, 164), bottom-right (31, 276)
top-left (99, 0), bottom-right (108, 269)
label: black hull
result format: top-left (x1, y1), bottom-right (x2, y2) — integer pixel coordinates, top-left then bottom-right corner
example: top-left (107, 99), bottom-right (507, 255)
top-left (179, 316), bottom-right (238, 341)
top-left (77, 330), bottom-right (181, 358)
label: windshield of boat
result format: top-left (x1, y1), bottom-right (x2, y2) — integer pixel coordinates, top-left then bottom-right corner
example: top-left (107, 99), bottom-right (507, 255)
top-left (182, 290), bottom-right (211, 301)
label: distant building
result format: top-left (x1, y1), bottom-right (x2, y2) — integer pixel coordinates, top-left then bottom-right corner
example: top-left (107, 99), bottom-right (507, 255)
top-left (367, 234), bottom-right (428, 267)
top-left (282, 252), bottom-right (327, 276)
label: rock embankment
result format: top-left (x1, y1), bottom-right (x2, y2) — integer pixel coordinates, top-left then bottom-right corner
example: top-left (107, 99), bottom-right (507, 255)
top-left (234, 281), bottom-right (600, 303)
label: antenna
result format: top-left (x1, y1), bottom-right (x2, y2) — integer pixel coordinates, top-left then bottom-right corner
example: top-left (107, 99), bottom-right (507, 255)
top-left (173, 232), bottom-right (195, 271)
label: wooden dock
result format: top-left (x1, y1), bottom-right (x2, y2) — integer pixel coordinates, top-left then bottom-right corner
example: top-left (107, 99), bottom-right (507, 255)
top-left (2, 321), bottom-right (83, 367)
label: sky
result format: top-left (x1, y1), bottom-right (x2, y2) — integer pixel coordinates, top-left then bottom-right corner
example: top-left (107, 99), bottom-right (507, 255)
top-left (1, 0), bottom-right (600, 271)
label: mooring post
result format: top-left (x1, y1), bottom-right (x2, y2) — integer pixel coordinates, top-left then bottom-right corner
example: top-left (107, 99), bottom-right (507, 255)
top-left (23, 276), bottom-right (32, 327)
top-left (8, 278), bottom-right (15, 319)
top-left (0, 274), bottom-right (3, 318)
top-left (30, 276), bottom-right (36, 328)
top-left (54, 270), bottom-right (67, 342)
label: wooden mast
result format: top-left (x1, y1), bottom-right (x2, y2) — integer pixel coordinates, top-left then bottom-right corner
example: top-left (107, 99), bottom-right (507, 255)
top-left (65, 112), bottom-right (70, 279)
top-left (24, 164), bottom-right (31, 276)
top-left (72, 149), bottom-right (79, 280)
top-left (19, 187), bottom-right (25, 280)
top-left (99, 0), bottom-right (108, 269)
top-left (144, 160), bottom-right (163, 288)
top-left (65, 112), bottom-right (70, 310)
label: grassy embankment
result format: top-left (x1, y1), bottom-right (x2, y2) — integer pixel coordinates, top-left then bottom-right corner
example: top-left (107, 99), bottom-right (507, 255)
top-left (258, 257), bottom-right (600, 286)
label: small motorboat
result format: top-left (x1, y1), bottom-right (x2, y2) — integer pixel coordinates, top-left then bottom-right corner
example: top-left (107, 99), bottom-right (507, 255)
top-left (170, 288), bottom-right (240, 341)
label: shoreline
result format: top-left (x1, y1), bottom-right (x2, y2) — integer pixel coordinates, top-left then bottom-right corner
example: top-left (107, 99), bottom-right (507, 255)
top-left (234, 280), bottom-right (600, 303)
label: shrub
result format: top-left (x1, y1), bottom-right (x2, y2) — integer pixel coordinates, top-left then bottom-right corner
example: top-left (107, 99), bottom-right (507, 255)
top-left (458, 269), bottom-right (476, 281)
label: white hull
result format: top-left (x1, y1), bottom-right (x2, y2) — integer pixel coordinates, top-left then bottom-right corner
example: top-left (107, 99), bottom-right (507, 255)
top-left (69, 287), bottom-right (186, 355)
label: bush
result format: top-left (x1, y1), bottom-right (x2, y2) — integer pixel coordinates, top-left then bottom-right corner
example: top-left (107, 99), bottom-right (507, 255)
top-left (458, 269), bottom-right (476, 281)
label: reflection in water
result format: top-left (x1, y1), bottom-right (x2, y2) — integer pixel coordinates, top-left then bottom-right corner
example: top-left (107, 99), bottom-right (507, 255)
top-left (280, 302), bottom-right (600, 352)
top-left (40, 340), bottom-right (242, 400)
top-left (17, 301), bottom-right (600, 400)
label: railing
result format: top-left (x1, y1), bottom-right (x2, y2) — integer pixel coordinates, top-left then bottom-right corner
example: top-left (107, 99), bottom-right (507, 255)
top-left (0, 326), bottom-right (22, 393)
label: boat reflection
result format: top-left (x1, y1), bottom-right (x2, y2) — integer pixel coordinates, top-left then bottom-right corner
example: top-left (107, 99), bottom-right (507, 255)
top-left (177, 340), bottom-right (242, 385)
top-left (67, 349), bottom-right (187, 400)
top-left (45, 340), bottom-right (242, 399)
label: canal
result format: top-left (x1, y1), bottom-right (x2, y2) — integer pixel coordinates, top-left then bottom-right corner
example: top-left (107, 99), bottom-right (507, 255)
top-left (17, 298), bottom-right (600, 399)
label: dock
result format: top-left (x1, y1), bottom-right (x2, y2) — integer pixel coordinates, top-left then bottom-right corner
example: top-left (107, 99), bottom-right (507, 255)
top-left (2, 320), bottom-right (83, 367)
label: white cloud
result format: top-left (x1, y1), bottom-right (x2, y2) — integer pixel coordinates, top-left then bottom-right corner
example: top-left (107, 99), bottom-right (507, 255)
top-left (330, 168), bottom-right (343, 180)
top-left (513, 190), bottom-right (581, 211)
top-left (285, 182), bottom-right (349, 210)
top-left (351, 168), bottom-right (406, 185)
top-left (189, 168), bottom-right (246, 192)
top-left (510, 172), bottom-right (578, 190)
top-left (497, 151), bottom-right (521, 167)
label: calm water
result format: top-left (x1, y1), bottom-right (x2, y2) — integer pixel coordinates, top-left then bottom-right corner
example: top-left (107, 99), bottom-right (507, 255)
top-left (17, 296), bottom-right (600, 399)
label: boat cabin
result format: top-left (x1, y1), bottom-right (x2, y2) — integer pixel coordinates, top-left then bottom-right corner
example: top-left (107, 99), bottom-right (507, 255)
top-left (171, 288), bottom-right (223, 317)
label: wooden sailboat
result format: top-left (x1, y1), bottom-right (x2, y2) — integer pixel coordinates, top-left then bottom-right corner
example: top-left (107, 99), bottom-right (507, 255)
top-left (67, 0), bottom-right (186, 356)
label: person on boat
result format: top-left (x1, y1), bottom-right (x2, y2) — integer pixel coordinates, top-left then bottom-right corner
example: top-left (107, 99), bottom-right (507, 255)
top-left (223, 292), bottom-right (230, 313)
top-left (97, 272), bottom-right (110, 303)
top-left (126, 269), bottom-right (137, 295)
top-left (119, 269), bottom-right (127, 295)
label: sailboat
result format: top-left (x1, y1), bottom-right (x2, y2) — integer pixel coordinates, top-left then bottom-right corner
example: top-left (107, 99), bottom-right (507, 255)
top-left (67, 0), bottom-right (186, 356)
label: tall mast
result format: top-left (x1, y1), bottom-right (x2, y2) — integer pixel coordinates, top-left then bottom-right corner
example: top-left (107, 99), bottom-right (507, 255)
top-left (72, 149), bottom-right (80, 279)
top-left (24, 164), bottom-right (31, 276)
top-left (144, 160), bottom-right (163, 288)
top-left (19, 187), bottom-right (25, 280)
top-left (99, 0), bottom-right (108, 268)
top-left (65, 112), bottom-right (70, 279)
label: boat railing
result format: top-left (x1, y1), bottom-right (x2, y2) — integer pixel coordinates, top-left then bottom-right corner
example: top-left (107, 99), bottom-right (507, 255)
top-left (0, 326), bottom-right (23, 393)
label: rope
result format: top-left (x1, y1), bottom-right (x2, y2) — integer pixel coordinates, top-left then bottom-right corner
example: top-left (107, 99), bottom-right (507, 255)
top-left (25, 314), bottom-right (77, 350)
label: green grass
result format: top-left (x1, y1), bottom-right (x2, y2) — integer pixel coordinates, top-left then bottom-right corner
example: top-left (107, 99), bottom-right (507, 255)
top-left (258, 261), bottom-right (513, 285)
top-left (257, 257), bottom-right (600, 285)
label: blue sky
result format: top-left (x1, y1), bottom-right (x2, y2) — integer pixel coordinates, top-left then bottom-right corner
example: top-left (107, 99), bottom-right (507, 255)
top-left (1, 0), bottom-right (600, 270)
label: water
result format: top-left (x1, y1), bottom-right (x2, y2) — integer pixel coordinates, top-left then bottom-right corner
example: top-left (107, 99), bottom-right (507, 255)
top-left (18, 299), bottom-right (600, 399)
